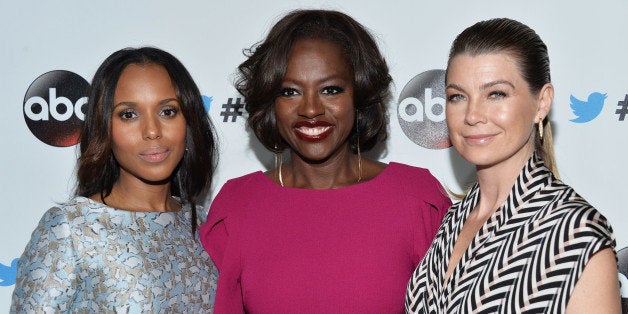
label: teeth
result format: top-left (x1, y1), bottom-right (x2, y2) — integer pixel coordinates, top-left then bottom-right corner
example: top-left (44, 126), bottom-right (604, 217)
top-left (297, 126), bottom-right (331, 136)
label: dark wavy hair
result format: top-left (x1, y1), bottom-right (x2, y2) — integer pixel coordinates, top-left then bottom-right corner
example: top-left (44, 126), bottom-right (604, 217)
top-left (76, 47), bottom-right (217, 231)
top-left (447, 18), bottom-right (557, 176)
top-left (236, 9), bottom-right (392, 154)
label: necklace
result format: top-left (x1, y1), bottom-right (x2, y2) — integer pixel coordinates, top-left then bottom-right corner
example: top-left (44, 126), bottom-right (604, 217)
top-left (101, 191), bottom-right (181, 212)
top-left (277, 156), bottom-right (362, 187)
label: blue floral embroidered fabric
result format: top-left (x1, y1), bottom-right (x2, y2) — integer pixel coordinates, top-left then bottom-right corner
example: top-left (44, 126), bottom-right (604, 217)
top-left (11, 196), bottom-right (217, 313)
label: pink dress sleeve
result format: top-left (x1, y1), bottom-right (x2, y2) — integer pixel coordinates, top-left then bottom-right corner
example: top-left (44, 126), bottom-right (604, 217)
top-left (425, 178), bottom-right (451, 234)
top-left (411, 169), bottom-right (452, 263)
top-left (199, 181), bottom-right (245, 314)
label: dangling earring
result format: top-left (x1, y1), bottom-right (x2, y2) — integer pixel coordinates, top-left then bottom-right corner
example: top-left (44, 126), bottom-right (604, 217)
top-left (538, 118), bottom-right (544, 142)
top-left (356, 110), bottom-right (362, 183)
top-left (274, 144), bottom-right (284, 187)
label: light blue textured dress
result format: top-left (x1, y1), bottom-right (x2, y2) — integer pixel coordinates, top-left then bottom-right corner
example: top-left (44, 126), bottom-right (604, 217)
top-left (10, 196), bottom-right (217, 313)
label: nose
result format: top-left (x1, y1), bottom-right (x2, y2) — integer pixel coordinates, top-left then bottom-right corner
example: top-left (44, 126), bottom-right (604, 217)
top-left (143, 115), bottom-right (161, 140)
top-left (464, 98), bottom-right (487, 125)
top-left (298, 91), bottom-right (325, 119)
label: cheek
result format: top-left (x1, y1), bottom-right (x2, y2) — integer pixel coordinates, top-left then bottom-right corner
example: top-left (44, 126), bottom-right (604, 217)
top-left (341, 108), bottom-right (355, 126)
top-left (332, 100), bottom-right (355, 123)
top-left (273, 105), bottom-right (295, 134)
top-left (274, 115), bottom-right (289, 134)
top-left (445, 106), bottom-right (463, 131)
top-left (492, 104), bottom-right (532, 130)
top-left (175, 122), bottom-right (187, 140)
top-left (111, 123), bottom-right (134, 150)
top-left (491, 109), bottom-right (510, 125)
top-left (110, 134), bottom-right (132, 163)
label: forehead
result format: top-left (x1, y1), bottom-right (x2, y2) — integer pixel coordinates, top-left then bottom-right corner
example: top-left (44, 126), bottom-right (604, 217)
top-left (288, 38), bottom-right (348, 65)
top-left (113, 63), bottom-right (177, 103)
top-left (118, 63), bottom-right (170, 81)
top-left (114, 63), bottom-right (175, 91)
top-left (447, 52), bottom-right (524, 83)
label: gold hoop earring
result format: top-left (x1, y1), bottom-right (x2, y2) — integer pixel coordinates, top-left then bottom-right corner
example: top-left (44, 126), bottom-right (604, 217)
top-left (274, 144), bottom-right (284, 187)
top-left (538, 119), bottom-right (544, 142)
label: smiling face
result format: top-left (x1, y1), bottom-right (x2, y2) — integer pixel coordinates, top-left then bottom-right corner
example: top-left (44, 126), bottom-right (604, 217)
top-left (274, 38), bottom-right (355, 162)
top-left (445, 52), bottom-right (552, 170)
top-left (111, 63), bottom-right (187, 185)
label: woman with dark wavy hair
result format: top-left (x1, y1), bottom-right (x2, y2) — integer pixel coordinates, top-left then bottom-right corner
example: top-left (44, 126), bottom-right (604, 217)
top-left (12, 47), bottom-right (218, 312)
top-left (406, 18), bottom-right (619, 313)
top-left (200, 9), bottom-right (451, 313)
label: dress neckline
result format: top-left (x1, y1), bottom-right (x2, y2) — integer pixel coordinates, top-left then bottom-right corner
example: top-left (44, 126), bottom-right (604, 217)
top-left (440, 153), bottom-right (553, 293)
top-left (73, 196), bottom-right (186, 216)
top-left (256, 162), bottom-right (398, 192)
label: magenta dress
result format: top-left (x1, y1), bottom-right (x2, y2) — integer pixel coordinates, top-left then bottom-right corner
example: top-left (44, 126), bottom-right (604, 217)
top-left (200, 162), bottom-right (451, 313)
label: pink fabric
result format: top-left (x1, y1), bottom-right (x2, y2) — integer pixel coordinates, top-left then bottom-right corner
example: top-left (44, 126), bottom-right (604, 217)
top-left (200, 162), bottom-right (451, 313)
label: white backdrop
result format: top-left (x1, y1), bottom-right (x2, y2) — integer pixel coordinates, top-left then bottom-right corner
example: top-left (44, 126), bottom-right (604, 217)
top-left (1, 0), bottom-right (627, 309)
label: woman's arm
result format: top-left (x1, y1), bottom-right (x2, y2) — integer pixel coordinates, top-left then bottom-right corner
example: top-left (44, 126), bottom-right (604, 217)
top-left (566, 247), bottom-right (621, 313)
top-left (10, 208), bottom-right (79, 313)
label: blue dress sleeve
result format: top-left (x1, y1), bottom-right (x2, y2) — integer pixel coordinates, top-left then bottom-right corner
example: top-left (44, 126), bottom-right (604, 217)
top-left (11, 207), bottom-right (79, 313)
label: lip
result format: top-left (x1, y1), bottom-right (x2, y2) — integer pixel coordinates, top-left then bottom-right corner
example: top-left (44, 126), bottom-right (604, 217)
top-left (463, 133), bottom-right (497, 145)
top-left (139, 147), bottom-right (170, 163)
top-left (293, 120), bottom-right (334, 142)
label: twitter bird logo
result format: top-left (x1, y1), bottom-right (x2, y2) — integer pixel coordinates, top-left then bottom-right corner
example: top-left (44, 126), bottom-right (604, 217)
top-left (0, 258), bottom-right (18, 286)
top-left (202, 95), bottom-right (213, 113)
top-left (569, 92), bottom-right (607, 123)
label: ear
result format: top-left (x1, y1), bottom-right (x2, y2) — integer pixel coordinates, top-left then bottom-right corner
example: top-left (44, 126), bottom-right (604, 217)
top-left (536, 83), bottom-right (554, 121)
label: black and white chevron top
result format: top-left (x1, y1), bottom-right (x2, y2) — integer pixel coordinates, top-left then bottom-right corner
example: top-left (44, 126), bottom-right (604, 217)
top-left (405, 153), bottom-right (615, 313)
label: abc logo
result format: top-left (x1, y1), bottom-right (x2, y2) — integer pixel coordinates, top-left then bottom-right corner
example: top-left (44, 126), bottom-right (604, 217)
top-left (23, 70), bottom-right (89, 147)
top-left (397, 69), bottom-right (451, 149)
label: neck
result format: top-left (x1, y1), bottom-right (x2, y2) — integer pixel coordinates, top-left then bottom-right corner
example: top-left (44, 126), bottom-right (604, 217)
top-left (100, 172), bottom-right (178, 212)
top-left (283, 148), bottom-right (361, 189)
top-left (474, 148), bottom-right (533, 219)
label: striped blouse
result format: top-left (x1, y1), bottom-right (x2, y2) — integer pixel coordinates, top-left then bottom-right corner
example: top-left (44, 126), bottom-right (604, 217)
top-left (405, 154), bottom-right (615, 313)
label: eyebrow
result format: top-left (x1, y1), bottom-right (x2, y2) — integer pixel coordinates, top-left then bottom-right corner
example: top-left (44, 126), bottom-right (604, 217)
top-left (281, 74), bottom-right (348, 86)
top-left (480, 80), bottom-right (515, 90)
top-left (114, 98), bottom-right (179, 108)
top-left (446, 79), bottom-right (515, 92)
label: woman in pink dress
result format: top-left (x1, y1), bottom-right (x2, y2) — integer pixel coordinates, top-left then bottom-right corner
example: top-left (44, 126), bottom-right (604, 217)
top-left (200, 9), bottom-right (452, 313)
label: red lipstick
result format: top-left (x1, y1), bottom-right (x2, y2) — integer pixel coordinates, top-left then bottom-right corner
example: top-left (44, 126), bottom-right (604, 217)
top-left (293, 120), bottom-right (334, 142)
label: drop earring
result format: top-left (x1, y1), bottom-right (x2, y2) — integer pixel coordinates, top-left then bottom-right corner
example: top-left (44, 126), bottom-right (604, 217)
top-left (538, 118), bottom-right (544, 142)
top-left (356, 110), bottom-right (362, 183)
top-left (274, 144), bottom-right (284, 187)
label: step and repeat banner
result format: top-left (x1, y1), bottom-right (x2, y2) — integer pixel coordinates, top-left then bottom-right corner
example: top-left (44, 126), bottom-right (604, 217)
top-left (1, 0), bottom-right (626, 309)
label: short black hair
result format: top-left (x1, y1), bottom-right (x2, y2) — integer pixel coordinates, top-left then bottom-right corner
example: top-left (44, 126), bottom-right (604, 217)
top-left (236, 9), bottom-right (392, 154)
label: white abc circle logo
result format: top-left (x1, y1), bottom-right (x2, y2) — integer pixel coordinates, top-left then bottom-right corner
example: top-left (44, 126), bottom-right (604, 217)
top-left (24, 88), bottom-right (87, 121)
top-left (23, 70), bottom-right (89, 147)
top-left (397, 69), bottom-right (451, 149)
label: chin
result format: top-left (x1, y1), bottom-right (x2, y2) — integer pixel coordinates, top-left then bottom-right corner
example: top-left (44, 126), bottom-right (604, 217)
top-left (296, 154), bottom-right (330, 164)
top-left (458, 153), bottom-right (497, 168)
top-left (140, 175), bottom-right (174, 185)
top-left (136, 168), bottom-right (177, 184)
top-left (298, 148), bottom-right (343, 163)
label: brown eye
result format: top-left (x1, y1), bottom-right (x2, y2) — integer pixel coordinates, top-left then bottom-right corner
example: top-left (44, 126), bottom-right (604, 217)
top-left (160, 107), bottom-right (179, 118)
top-left (278, 88), bottom-right (300, 97)
top-left (321, 86), bottom-right (344, 95)
top-left (118, 109), bottom-right (137, 120)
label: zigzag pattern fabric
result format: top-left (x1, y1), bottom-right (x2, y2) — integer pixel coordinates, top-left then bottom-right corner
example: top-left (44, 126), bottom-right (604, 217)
top-left (405, 154), bottom-right (615, 313)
